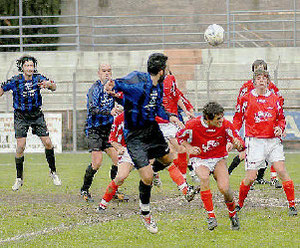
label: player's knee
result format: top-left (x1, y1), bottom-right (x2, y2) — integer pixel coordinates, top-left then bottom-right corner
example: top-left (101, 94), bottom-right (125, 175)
top-left (16, 146), bottom-right (25, 155)
top-left (91, 162), bottom-right (101, 170)
top-left (115, 173), bottom-right (128, 184)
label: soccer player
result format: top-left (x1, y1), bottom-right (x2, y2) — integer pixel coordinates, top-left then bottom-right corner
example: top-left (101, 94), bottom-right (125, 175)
top-left (98, 109), bottom-right (195, 212)
top-left (80, 64), bottom-right (120, 202)
top-left (228, 59), bottom-right (283, 188)
top-left (177, 101), bottom-right (244, 231)
top-left (0, 55), bottom-right (61, 190)
top-left (233, 69), bottom-right (297, 216)
top-left (108, 53), bottom-right (183, 234)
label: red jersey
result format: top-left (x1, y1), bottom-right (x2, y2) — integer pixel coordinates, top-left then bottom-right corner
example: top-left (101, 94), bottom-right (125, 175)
top-left (237, 80), bottom-right (284, 106)
top-left (177, 116), bottom-right (244, 159)
top-left (156, 75), bottom-right (181, 124)
top-left (177, 88), bottom-right (194, 111)
top-left (109, 112), bottom-right (126, 147)
top-left (233, 89), bottom-right (285, 138)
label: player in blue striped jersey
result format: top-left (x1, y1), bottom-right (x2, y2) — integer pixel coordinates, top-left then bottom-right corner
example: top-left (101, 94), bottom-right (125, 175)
top-left (0, 55), bottom-right (61, 190)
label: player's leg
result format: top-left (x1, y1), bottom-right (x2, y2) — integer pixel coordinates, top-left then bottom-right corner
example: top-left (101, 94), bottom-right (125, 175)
top-left (270, 164), bottom-right (282, 188)
top-left (237, 169), bottom-right (257, 210)
top-left (272, 161), bottom-right (297, 216)
top-left (98, 161), bottom-right (133, 211)
top-left (228, 151), bottom-right (245, 175)
top-left (213, 159), bottom-right (239, 230)
top-left (169, 138), bottom-right (188, 177)
top-left (12, 137), bottom-right (27, 191)
top-left (194, 163), bottom-right (218, 230)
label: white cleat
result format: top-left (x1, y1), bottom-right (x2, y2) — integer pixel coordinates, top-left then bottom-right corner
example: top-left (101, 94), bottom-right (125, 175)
top-left (12, 178), bottom-right (23, 191)
top-left (50, 172), bottom-right (62, 186)
top-left (141, 214), bottom-right (158, 234)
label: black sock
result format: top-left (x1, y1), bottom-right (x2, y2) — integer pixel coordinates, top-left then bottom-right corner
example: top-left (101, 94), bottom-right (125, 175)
top-left (228, 155), bottom-right (242, 175)
top-left (152, 159), bottom-right (166, 173)
top-left (110, 165), bottom-right (118, 180)
top-left (81, 164), bottom-right (97, 192)
top-left (139, 180), bottom-right (152, 216)
top-left (15, 156), bottom-right (24, 179)
top-left (45, 148), bottom-right (56, 173)
top-left (257, 167), bottom-right (266, 181)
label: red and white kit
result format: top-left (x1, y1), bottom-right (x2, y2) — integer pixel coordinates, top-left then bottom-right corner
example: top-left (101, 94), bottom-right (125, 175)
top-left (233, 89), bottom-right (286, 170)
top-left (177, 116), bottom-right (244, 171)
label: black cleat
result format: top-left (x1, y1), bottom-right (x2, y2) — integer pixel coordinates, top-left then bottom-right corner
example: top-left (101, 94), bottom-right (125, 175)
top-left (80, 190), bottom-right (94, 202)
top-left (235, 205), bottom-right (242, 212)
top-left (230, 213), bottom-right (240, 230)
top-left (113, 190), bottom-right (129, 202)
top-left (288, 206), bottom-right (298, 216)
top-left (96, 204), bottom-right (107, 213)
top-left (184, 185), bottom-right (196, 202)
top-left (254, 178), bottom-right (270, 185)
top-left (207, 217), bottom-right (218, 230)
top-left (270, 179), bottom-right (282, 189)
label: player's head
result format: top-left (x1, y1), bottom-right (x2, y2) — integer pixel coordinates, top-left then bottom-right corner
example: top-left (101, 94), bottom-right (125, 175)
top-left (203, 101), bottom-right (224, 127)
top-left (147, 53), bottom-right (168, 83)
top-left (98, 64), bottom-right (112, 83)
top-left (16, 55), bottom-right (37, 75)
top-left (252, 59), bottom-right (267, 72)
top-left (253, 69), bottom-right (269, 90)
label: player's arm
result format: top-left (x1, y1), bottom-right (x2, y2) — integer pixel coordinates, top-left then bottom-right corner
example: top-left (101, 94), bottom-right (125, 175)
top-left (176, 127), bottom-right (201, 155)
top-left (274, 99), bottom-right (286, 137)
top-left (232, 97), bottom-right (247, 131)
top-left (178, 98), bottom-right (195, 119)
top-left (38, 75), bottom-right (56, 91)
top-left (225, 120), bottom-right (245, 151)
top-left (0, 87), bottom-right (4, 97)
top-left (88, 87), bottom-right (110, 115)
top-left (113, 71), bottom-right (144, 97)
top-left (0, 78), bottom-right (14, 97)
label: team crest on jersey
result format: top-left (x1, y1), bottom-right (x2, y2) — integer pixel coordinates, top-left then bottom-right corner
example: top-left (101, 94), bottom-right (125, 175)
top-left (206, 129), bottom-right (216, 132)
top-left (202, 140), bottom-right (220, 152)
top-left (254, 111), bottom-right (272, 123)
top-left (257, 99), bottom-right (266, 103)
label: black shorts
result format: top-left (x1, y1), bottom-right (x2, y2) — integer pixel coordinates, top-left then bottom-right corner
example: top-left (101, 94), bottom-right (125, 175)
top-left (86, 125), bottom-right (112, 152)
top-left (125, 122), bottom-right (170, 169)
top-left (14, 109), bottom-right (49, 138)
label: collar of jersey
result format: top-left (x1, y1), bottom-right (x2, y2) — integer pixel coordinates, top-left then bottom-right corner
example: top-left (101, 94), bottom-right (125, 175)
top-left (251, 89), bottom-right (271, 97)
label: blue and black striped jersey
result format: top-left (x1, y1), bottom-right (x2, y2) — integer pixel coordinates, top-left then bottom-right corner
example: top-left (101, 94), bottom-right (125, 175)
top-left (114, 71), bottom-right (170, 131)
top-left (1, 73), bottom-right (49, 111)
top-left (85, 80), bottom-right (115, 132)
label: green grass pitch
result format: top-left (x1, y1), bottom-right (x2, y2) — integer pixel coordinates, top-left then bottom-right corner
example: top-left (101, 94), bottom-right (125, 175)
top-left (0, 152), bottom-right (299, 247)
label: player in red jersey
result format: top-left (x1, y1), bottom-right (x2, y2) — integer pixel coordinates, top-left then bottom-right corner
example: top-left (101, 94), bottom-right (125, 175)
top-left (97, 107), bottom-right (196, 212)
top-left (177, 102), bottom-right (245, 230)
top-left (233, 70), bottom-right (297, 216)
top-left (228, 60), bottom-right (283, 188)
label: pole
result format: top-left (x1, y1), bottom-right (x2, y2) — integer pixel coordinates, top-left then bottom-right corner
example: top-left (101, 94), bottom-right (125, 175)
top-left (226, 0), bottom-right (230, 48)
top-left (75, 0), bottom-right (80, 51)
top-left (19, 0), bottom-right (23, 52)
top-left (294, 0), bottom-right (297, 47)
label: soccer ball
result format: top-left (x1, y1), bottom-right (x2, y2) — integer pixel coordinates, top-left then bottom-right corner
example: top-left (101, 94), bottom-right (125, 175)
top-left (204, 24), bottom-right (225, 46)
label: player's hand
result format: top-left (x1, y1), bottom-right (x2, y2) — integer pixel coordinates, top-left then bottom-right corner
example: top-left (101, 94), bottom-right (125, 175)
top-left (226, 142), bottom-right (234, 152)
top-left (232, 137), bottom-right (243, 151)
top-left (185, 111), bottom-right (195, 120)
top-left (170, 116), bottom-right (185, 129)
top-left (274, 126), bottom-right (283, 137)
top-left (188, 146), bottom-right (201, 155)
top-left (38, 80), bottom-right (53, 89)
top-left (117, 146), bottom-right (125, 155)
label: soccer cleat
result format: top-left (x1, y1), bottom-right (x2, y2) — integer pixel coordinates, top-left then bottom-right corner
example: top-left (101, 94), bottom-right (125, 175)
top-left (96, 204), bottom-right (107, 213)
top-left (254, 178), bottom-right (270, 185)
top-left (113, 190), bottom-right (129, 202)
top-left (235, 205), bottom-right (242, 212)
top-left (288, 206), bottom-right (298, 216)
top-left (189, 170), bottom-right (200, 183)
top-left (270, 179), bottom-right (282, 189)
top-left (184, 185), bottom-right (196, 202)
top-left (50, 172), bottom-right (62, 186)
top-left (153, 172), bottom-right (162, 188)
top-left (230, 213), bottom-right (240, 230)
top-left (207, 217), bottom-right (218, 230)
top-left (141, 214), bottom-right (158, 234)
top-left (250, 184), bottom-right (255, 190)
top-left (80, 190), bottom-right (94, 202)
top-left (12, 178), bottom-right (23, 191)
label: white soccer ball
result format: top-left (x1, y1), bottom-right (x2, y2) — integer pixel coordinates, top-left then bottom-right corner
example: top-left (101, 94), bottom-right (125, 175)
top-left (204, 24), bottom-right (225, 46)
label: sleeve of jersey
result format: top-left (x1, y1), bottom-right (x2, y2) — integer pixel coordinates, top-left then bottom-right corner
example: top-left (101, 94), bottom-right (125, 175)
top-left (1, 78), bottom-right (14, 91)
top-left (88, 87), bottom-right (109, 115)
top-left (270, 83), bottom-right (284, 106)
top-left (157, 96), bottom-right (170, 121)
top-left (232, 97), bottom-right (245, 131)
top-left (225, 120), bottom-right (245, 151)
top-left (176, 122), bottom-right (193, 144)
top-left (114, 71), bottom-right (143, 96)
top-left (276, 100), bottom-right (286, 131)
top-left (177, 88), bottom-right (194, 111)
top-left (109, 122), bottom-right (118, 143)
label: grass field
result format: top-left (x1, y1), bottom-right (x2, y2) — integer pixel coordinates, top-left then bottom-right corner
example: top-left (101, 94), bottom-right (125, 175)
top-left (0, 152), bottom-right (299, 247)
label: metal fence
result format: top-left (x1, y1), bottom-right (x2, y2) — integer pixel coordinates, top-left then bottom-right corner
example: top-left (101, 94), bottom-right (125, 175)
top-left (0, 7), bottom-right (300, 51)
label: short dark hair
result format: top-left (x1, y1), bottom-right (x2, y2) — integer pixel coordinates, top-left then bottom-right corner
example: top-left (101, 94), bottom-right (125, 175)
top-left (16, 55), bottom-right (38, 72)
top-left (252, 59), bottom-right (267, 72)
top-left (147, 53), bottom-right (168, 75)
top-left (203, 102), bottom-right (224, 120)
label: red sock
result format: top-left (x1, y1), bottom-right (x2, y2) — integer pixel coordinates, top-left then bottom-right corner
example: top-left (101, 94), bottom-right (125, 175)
top-left (270, 165), bottom-right (277, 180)
top-left (201, 190), bottom-right (216, 218)
top-left (225, 201), bottom-right (236, 217)
top-left (173, 153), bottom-right (188, 175)
top-left (239, 180), bottom-right (251, 208)
top-left (282, 180), bottom-right (295, 207)
top-left (103, 180), bottom-right (119, 203)
top-left (167, 164), bottom-right (188, 194)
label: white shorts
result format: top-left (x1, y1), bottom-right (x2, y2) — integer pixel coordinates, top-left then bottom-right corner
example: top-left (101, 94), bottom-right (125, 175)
top-left (245, 137), bottom-right (285, 170)
top-left (189, 156), bottom-right (227, 172)
top-left (159, 122), bottom-right (179, 139)
top-left (118, 148), bottom-right (134, 165)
